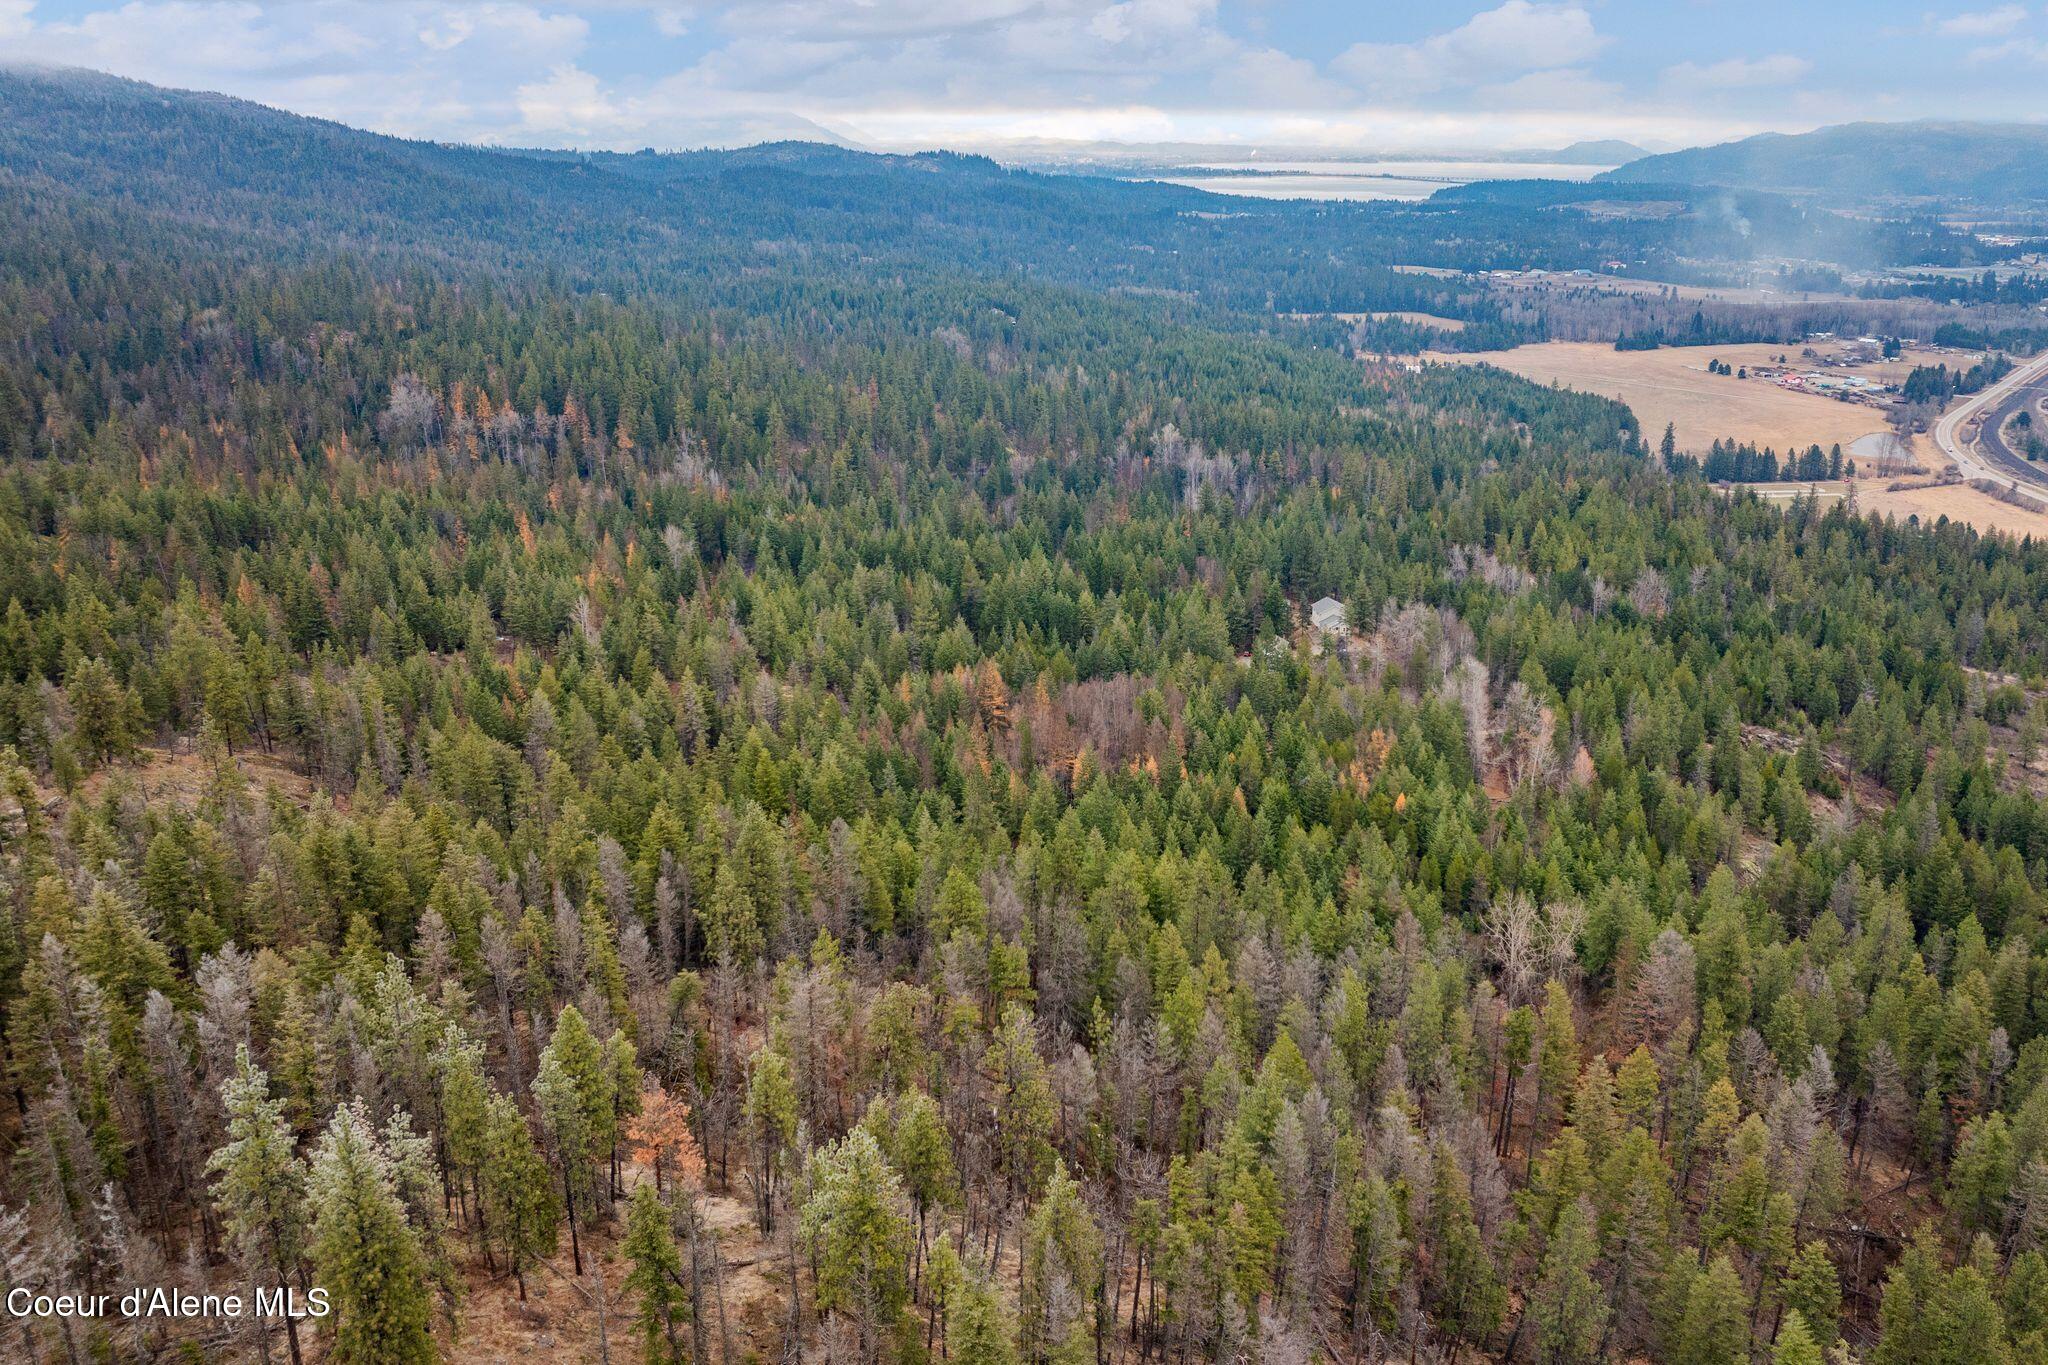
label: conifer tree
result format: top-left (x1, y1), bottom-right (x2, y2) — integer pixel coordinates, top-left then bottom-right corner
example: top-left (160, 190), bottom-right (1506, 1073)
top-left (1021, 1160), bottom-right (1102, 1365)
top-left (533, 1004), bottom-right (608, 1273)
top-left (744, 1045), bottom-right (799, 1231)
top-left (800, 1128), bottom-right (913, 1364)
top-left (1424, 1143), bottom-right (1504, 1356)
top-left (207, 1046), bottom-right (311, 1365)
top-left (951, 1264), bottom-right (1021, 1365)
top-left (308, 1103), bottom-right (437, 1365)
top-left (1672, 1253), bottom-right (1750, 1365)
top-left (432, 1028), bottom-right (491, 1241)
top-left (880, 1088), bottom-right (955, 1284)
top-left (1530, 1196), bottom-right (1606, 1365)
top-left (480, 1092), bottom-right (559, 1300)
top-left (623, 1183), bottom-right (690, 1365)
top-left (1771, 1310), bottom-right (1824, 1365)
top-left (1780, 1240), bottom-right (1841, 1348)
top-left (705, 861), bottom-right (763, 967)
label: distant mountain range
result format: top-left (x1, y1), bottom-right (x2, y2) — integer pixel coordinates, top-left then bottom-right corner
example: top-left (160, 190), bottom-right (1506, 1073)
top-left (921, 137), bottom-right (1648, 169)
top-left (0, 63), bottom-right (2014, 299)
top-left (1601, 122), bottom-right (2048, 208)
top-left (1507, 140), bottom-right (1647, 166)
top-left (0, 65), bottom-right (1759, 320)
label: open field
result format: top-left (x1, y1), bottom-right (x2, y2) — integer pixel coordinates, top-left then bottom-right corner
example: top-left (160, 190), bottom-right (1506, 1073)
top-left (1488, 270), bottom-right (1866, 306)
top-left (1851, 479), bottom-right (2048, 537)
top-left (1292, 309), bottom-right (1468, 330)
top-left (1428, 340), bottom-right (1925, 455)
top-left (1364, 309), bottom-right (1467, 330)
top-left (1740, 478), bottom-right (2048, 538)
top-left (1431, 339), bottom-right (2048, 536)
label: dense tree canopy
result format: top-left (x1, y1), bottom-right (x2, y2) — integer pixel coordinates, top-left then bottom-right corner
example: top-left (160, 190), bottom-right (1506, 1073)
top-left (5, 62), bottom-right (2048, 1365)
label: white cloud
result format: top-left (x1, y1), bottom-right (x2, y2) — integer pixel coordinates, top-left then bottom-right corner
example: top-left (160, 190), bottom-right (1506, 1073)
top-left (1965, 36), bottom-right (2048, 61)
top-left (17, 0), bottom-right (2037, 159)
top-left (515, 63), bottom-right (619, 136)
top-left (1935, 5), bottom-right (2029, 37)
top-left (1220, 48), bottom-right (1350, 110)
top-left (5, 1), bottom-right (594, 140)
top-left (848, 103), bottom-right (1181, 147)
top-left (1333, 3), bottom-right (1607, 99)
top-left (713, 0), bottom-right (1038, 43)
top-left (1661, 54), bottom-right (1812, 90)
top-left (1481, 67), bottom-right (1622, 110)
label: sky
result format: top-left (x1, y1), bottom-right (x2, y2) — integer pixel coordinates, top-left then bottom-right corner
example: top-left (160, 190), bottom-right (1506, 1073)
top-left (5, 1), bottom-right (2048, 155)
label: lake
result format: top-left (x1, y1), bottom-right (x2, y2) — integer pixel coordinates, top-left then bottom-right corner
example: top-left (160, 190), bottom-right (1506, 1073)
top-left (1149, 159), bottom-right (1614, 202)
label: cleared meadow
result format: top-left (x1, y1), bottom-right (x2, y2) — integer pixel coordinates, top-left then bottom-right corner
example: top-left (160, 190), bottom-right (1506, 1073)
top-left (1431, 340), bottom-right (2048, 536)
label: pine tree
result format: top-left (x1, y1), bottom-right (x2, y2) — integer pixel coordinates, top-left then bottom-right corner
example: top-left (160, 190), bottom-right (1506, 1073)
top-left (880, 1088), bottom-right (955, 1284)
top-left (1671, 1253), bottom-right (1749, 1365)
top-left (1950, 1113), bottom-right (2016, 1241)
top-left (704, 860), bottom-right (763, 967)
top-left (433, 1028), bottom-right (492, 1244)
top-left (1424, 1142), bottom-right (1505, 1355)
top-left (800, 1128), bottom-right (913, 1364)
top-left (745, 1045), bottom-right (800, 1231)
top-left (65, 655), bottom-right (139, 768)
top-left (950, 1265), bottom-right (1021, 1365)
top-left (1021, 1160), bottom-right (1102, 1365)
top-left (1347, 1170), bottom-right (1407, 1349)
top-left (1530, 1197), bottom-right (1606, 1365)
top-left (381, 1109), bottom-right (459, 1324)
top-left (308, 1103), bottom-right (437, 1365)
top-left (1772, 1309), bottom-right (1824, 1365)
top-left (480, 1091), bottom-right (559, 1300)
top-left (1780, 1240), bottom-right (1840, 1347)
top-left (604, 1029), bottom-right (642, 1200)
top-left (623, 1183), bottom-right (691, 1365)
top-left (984, 1004), bottom-right (1056, 1201)
top-left (1873, 1230), bottom-right (1946, 1365)
top-left (1616, 1043), bottom-right (1661, 1132)
top-left (207, 1046), bottom-right (312, 1365)
top-left (533, 1004), bottom-right (609, 1274)
top-left (627, 1082), bottom-right (705, 1197)
top-left (1534, 979), bottom-right (1580, 1143)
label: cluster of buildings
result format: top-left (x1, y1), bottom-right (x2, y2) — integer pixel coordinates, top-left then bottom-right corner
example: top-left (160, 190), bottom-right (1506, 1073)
top-left (1773, 370), bottom-right (1887, 396)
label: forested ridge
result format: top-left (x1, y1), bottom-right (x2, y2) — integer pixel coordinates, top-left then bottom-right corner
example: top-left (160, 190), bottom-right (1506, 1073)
top-left (6, 64), bottom-right (2048, 1365)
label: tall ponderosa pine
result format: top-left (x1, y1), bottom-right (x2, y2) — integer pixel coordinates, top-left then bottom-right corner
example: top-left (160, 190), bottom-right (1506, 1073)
top-left (308, 1103), bottom-right (437, 1365)
top-left (533, 1004), bottom-right (611, 1274)
top-left (801, 1127), bottom-right (914, 1364)
top-left (1529, 1197), bottom-right (1605, 1365)
top-left (1424, 1143), bottom-right (1504, 1356)
top-left (1020, 1160), bottom-right (1102, 1365)
top-left (623, 1183), bottom-right (691, 1365)
top-left (207, 1046), bottom-right (311, 1365)
top-left (480, 1091), bottom-right (560, 1300)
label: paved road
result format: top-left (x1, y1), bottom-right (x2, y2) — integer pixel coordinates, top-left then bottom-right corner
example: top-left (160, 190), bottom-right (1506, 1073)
top-left (1976, 365), bottom-right (2048, 471)
top-left (1932, 348), bottom-right (2048, 494)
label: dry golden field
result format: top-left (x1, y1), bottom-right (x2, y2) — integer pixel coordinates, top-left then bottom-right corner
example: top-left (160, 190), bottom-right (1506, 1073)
top-left (1429, 340), bottom-right (1907, 454)
top-left (1432, 340), bottom-right (2048, 537)
top-left (1296, 310), bottom-right (1469, 330)
top-left (1366, 310), bottom-right (1468, 330)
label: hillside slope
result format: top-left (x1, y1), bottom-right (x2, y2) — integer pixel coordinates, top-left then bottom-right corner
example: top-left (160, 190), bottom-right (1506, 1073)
top-left (1601, 121), bottom-right (2048, 206)
top-left (0, 64), bottom-right (2002, 315)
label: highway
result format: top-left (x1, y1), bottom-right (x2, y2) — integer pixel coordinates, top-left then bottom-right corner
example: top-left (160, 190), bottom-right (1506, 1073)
top-left (1931, 346), bottom-right (2048, 494)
